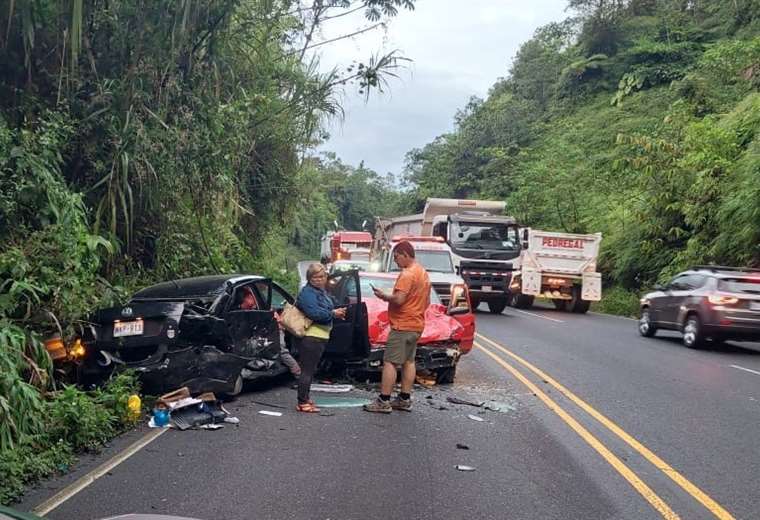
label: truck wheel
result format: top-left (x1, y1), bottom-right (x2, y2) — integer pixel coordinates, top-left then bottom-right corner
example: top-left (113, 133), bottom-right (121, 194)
top-left (488, 300), bottom-right (507, 314)
top-left (552, 299), bottom-right (568, 311)
top-left (569, 287), bottom-right (590, 313)
top-left (512, 294), bottom-right (534, 309)
top-left (470, 297), bottom-right (481, 311)
top-left (435, 366), bottom-right (457, 385)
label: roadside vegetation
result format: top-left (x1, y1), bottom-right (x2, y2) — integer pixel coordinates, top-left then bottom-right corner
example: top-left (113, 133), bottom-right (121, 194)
top-left (0, 0), bottom-right (415, 504)
top-left (402, 0), bottom-right (760, 308)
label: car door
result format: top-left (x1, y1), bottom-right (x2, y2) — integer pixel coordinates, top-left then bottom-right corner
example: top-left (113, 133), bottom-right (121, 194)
top-left (224, 281), bottom-right (280, 360)
top-left (660, 275), bottom-right (693, 326)
top-left (324, 271), bottom-right (370, 360)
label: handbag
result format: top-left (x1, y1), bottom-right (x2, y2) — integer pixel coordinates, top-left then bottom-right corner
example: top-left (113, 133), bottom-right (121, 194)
top-left (280, 302), bottom-right (312, 338)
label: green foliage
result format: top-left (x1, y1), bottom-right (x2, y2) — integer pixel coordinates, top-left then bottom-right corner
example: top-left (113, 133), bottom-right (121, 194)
top-left (591, 286), bottom-right (641, 318)
top-left (405, 1), bottom-right (760, 316)
top-left (0, 372), bottom-right (140, 504)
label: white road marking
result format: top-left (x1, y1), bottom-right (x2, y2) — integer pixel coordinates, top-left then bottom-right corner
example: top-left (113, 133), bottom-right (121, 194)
top-left (730, 364), bottom-right (760, 377)
top-left (589, 311), bottom-right (637, 321)
top-left (33, 428), bottom-right (168, 516)
top-left (508, 307), bottom-right (565, 323)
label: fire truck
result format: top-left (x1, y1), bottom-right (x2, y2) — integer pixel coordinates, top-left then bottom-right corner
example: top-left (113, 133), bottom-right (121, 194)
top-left (320, 231), bottom-right (373, 264)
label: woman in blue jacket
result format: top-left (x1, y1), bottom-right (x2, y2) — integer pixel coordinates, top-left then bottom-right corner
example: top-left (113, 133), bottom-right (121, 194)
top-left (295, 263), bottom-right (346, 412)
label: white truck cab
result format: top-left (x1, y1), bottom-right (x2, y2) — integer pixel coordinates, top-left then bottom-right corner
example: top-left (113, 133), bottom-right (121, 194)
top-left (376, 236), bottom-right (464, 306)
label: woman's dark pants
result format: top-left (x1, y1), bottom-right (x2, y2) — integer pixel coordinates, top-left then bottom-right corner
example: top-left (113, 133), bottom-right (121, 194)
top-left (297, 336), bottom-right (326, 404)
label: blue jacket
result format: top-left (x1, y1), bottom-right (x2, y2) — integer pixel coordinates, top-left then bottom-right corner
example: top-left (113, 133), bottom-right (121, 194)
top-left (296, 284), bottom-right (334, 325)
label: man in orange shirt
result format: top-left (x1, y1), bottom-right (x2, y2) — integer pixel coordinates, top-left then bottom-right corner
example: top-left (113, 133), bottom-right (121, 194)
top-left (364, 240), bottom-right (431, 413)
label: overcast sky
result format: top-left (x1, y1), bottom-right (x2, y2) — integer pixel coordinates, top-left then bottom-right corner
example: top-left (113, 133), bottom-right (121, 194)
top-left (315, 0), bottom-right (569, 177)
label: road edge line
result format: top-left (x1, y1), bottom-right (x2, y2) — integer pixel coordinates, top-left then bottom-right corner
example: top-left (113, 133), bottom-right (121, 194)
top-left (474, 342), bottom-right (680, 519)
top-left (33, 428), bottom-right (168, 516)
top-left (477, 333), bottom-right (735, 520)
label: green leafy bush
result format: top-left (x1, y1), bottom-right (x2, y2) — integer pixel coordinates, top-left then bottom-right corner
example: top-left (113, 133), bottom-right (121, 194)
top-left (592, 286), bottom-right (641, 318)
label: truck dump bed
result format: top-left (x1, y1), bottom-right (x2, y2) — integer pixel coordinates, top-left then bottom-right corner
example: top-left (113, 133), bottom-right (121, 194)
top-left (520, 230), bottom-right (602, 301)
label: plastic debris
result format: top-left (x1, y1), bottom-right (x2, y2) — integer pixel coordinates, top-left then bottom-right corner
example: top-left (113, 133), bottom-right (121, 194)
top-left (223, 416), bottom-right (240, 424)
top-left (127, 395), bottom-right (142, 421)
top-left (259, 410), bottom-right (283, 417)
top-left (467, 414), bottom-right (484, 422)
top-left (456, 443), bottom-right (470, 450)
top-left (455, 465), bottom-right (476, 472)
top-left (483, 400), bottom-right (516, 413)
top-left (447, 396), bottom-right (484, 407)
top-left (312, 397), bottom-right (372, 408)
top-left (199, 423), bottom-right (224, 430)
top-left (310, 383), bottom-right (354, 393)
top-left (151, 408), bottom-right (171, 427)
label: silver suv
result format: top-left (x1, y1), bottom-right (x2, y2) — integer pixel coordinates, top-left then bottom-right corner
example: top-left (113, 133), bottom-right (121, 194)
top-left (639, 266), bottom-right (760, 348)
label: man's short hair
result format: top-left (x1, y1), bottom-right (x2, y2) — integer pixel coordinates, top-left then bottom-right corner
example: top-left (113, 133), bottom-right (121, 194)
top-left (394, 240), bottom-right (415, 258)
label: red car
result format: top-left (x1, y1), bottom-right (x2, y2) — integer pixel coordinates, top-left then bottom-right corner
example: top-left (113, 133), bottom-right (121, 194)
top-left (314, 271), bottom-right (475, 384)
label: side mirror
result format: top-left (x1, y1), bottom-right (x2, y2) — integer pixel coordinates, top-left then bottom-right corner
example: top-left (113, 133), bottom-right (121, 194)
top-left (448, 306), bottom-right (470, 316)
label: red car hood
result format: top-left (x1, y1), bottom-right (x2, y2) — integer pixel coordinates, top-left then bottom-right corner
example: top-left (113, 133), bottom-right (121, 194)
top-left (365, 298), bottom-right (464, 346)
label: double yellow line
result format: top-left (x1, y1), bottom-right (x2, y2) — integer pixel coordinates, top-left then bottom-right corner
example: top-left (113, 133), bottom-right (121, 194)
top-left (474, 333), bottom-right (734, 520)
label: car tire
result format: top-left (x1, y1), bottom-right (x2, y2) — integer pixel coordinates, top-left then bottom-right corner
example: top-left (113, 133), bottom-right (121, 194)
top-left (638, 308), bottom-right (657, 337)
top-left (488, 300), bottom-right (507, 314)
top-left (435, 366), bottom-right (457, 385)
top-left (225, 373), bottom-right (244, 397)
top-left (682, 314), bottom-right (705, 349)
top-left (552, 299), bottom-right (569, 311)
top-left (512, 293), bottom-right (534, 309)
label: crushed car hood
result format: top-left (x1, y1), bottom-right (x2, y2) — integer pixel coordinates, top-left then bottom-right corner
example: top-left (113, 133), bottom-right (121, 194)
top-left (364, 298), bottom-right (464, 346)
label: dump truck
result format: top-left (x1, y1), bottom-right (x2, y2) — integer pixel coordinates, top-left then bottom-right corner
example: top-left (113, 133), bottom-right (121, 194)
top-left (375, 198), bottom-right (521, 314)
top-left (508, 229), bottom-right (602, 313)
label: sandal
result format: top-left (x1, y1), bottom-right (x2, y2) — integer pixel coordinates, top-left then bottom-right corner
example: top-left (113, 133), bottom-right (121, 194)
top-left (296, 402), bottom-right (321, 413)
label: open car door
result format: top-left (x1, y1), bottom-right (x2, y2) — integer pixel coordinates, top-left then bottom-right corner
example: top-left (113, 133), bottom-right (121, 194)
top-left (324, 270), bottom-right (370, 361)
top-left (224, 280), bottom-right (280, 360)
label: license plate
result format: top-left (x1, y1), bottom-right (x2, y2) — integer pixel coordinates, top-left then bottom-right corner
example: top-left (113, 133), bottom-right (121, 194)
top-left (482, 286), bottom-right (492, 292)
top-left (750, 301), bottom-right (760, 311)
top-left (113, 320), bottom-right (144, 337)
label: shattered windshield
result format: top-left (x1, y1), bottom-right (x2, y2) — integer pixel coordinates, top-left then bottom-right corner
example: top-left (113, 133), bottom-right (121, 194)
top-left (450, 222), bottom-right (519, 251)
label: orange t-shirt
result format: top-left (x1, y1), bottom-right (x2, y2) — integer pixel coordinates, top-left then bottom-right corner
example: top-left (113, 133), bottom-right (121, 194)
top-left (389, 262), bottom-right (431, 332)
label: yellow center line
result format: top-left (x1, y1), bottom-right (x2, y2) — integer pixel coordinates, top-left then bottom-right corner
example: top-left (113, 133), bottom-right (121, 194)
top-left (476, 333), bottom-right (735, 520)
top-left (474, 341), bottom-right (680, 520)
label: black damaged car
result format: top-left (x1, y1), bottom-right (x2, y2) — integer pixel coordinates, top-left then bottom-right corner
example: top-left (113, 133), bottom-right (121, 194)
top-left (78, 275), bottom-right (296, 395)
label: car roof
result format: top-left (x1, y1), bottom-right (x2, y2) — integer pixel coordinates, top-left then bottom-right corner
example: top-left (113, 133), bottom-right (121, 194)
top-left (687, 266), bottom-right (760, 278)
top-left (131, 274), bottom-right (265, 300)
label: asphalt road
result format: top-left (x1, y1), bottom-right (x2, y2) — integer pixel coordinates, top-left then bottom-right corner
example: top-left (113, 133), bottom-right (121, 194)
top-left (17, 303), bottom-right (760, 520)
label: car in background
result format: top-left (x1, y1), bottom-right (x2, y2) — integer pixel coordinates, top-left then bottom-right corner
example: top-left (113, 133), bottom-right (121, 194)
top-left (329, 259), bottom-right (371, 274)
top-left (639, 266), bottom-right (760, 348)
top-left (321, 271), bottom-right (474, 383)
top-left (73, 275), bottom-right (296, 395)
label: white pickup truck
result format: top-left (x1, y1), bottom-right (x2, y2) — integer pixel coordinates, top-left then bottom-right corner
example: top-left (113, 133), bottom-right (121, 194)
top-left (509, 230), bottom-right (602, 313)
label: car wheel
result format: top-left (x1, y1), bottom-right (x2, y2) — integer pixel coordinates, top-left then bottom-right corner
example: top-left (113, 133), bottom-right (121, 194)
top-left (682, 315), bottom-right (704, 349)
top-left (488, 300), bottom-right (507, 314)
top-left (552, 299), bottom-right (568, 311)
top-left (435, 366), bottom-right (457, 385)
top-left (638, 308), bottom-right (657, 337)
top-left (225, 373), bottom-right (244, 397)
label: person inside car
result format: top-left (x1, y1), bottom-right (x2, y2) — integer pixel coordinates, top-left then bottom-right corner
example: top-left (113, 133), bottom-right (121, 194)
top-left (238, 286), bottom-right (259, 310)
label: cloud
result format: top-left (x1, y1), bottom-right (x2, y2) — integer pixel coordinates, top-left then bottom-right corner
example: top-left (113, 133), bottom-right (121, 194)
top-left (316, 0), bottom-right (568, 176)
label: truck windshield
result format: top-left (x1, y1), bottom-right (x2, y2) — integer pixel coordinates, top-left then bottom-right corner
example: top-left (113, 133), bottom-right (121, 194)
top-left (390, 250), bottom-right (453, 273)
top-left (450, 222), bottom-right (519, 251)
